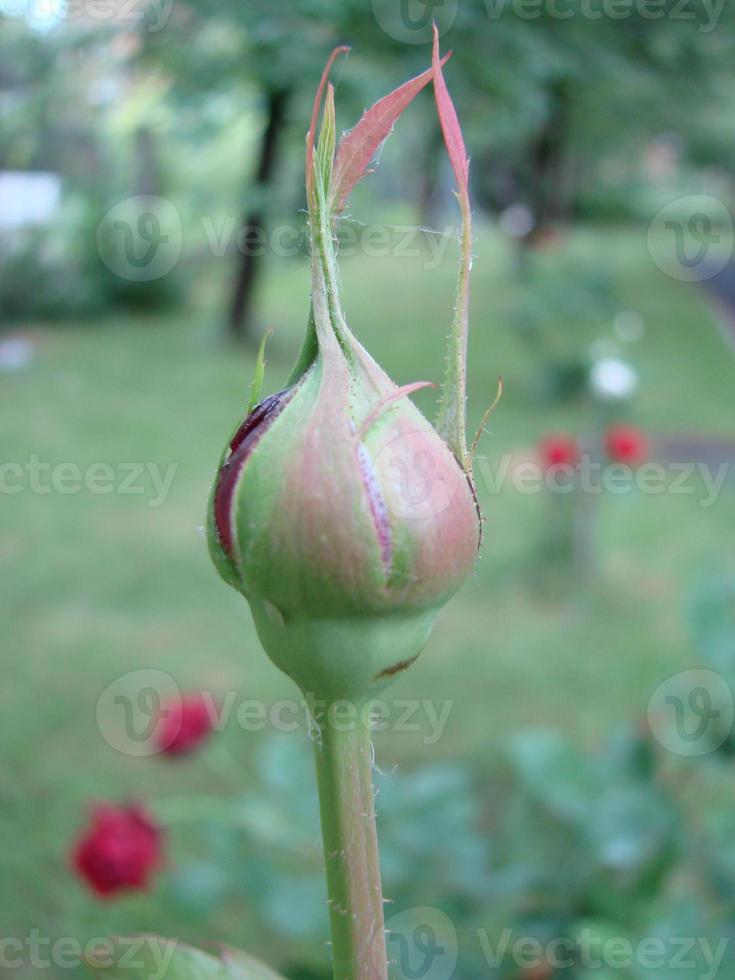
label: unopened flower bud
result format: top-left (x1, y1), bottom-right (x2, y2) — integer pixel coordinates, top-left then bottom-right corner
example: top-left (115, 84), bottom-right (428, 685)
top-left (208, 40), bottom-right (486, 702)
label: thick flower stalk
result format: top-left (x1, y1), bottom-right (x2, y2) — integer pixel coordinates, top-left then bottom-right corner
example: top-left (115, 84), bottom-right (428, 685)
top-left (208, 30), bottom-right (480, 980)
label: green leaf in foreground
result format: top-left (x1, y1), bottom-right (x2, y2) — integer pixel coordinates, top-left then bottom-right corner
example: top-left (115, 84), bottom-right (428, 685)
top-left (86, 937), bottom-right (286, 980)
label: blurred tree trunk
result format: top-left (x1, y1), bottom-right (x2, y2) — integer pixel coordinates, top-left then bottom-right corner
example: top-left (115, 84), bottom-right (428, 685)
top-left (521, 80), bottom-right (574, 248)
top-left (134, 125), bottom-right (160, 197)
top-left (228, 87), bottom-right (290, 340)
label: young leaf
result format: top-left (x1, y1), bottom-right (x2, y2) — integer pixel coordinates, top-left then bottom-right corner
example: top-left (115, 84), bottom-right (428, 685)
top-left (432, 25), bottom-right (473, 472)
top-left (431, 25), bottom-right (468, 195)
top-left (330, 55), bottom-right (450, 214)
top-left (305, 46), bottom-right (349, 206)
top-left (314, 83), bottom-right (336, 200)
top-left (246, 326), bottom-right (274, 415)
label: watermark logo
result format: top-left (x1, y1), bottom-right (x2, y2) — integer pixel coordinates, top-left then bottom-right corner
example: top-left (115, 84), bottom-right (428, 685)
top-left (97, 195), bottom-right (182, 282)
top-left (0, 933), bottom-right (176, 978)
top-left (374, 430), bottom-right (467, 520)
top-left (372, 0), bottom-right (458, 43)
top-left (0, 456), bottom-right (178, 507)
top-left (1, 0), bottom-right (176, 32)
top-left (383, 907), bottom-right (458, 979)
top-left (477, 926), bottom-right (729, 978)
top-left (96, 670), bottom-right (455, 753)
top-left (647, 194), bottom-right (733, 282)
top-left (96, 668), bottom-right (181, 756)
top-left (647, 668), bottom-right (734, 756)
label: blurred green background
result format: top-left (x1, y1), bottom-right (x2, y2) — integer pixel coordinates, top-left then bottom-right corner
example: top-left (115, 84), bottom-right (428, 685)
top-left (2, 1), bottom-right (735, 978)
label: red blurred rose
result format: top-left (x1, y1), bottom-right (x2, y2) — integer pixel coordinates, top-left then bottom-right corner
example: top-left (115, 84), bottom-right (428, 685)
top-left (538, 434), bottom-right (579, 471)
top-left (605, 424), bottom-right (648, 467)
top-left (72, 803), bottom-right (163, 898)
top-left (155, 691), bottom-right (215, 756)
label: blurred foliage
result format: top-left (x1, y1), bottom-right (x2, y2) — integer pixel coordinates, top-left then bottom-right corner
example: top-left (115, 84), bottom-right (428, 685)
top-left (510, 249), bottom-right (619, 404)
top-left (148, 567), bottom-right (735, 975)
top-left (0, 197), bottom-right (183, 321)
top-left (3, 0), bottom-right (735, 323)
top-left (158, 597), bottom-right (735, 978)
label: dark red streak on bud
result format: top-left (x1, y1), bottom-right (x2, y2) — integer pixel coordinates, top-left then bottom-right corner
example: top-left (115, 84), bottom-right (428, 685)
top-left (229, 390), bottom-right (289, 453)
top-left (214, 389), bottom-right (292, 560)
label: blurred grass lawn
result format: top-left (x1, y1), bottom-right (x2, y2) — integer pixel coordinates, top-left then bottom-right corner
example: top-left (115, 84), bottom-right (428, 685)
top-left (1, 224), bottom-right (733, 966)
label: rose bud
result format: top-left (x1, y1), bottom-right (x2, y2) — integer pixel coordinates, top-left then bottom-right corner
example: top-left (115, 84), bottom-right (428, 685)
top-left (538, 434), bottom-right (579, 471)
top-left (605, 424), bottom-right (648, 467)
top-left (208, 42), bottom-right (487, 703)
top-left (154, 692), bottom-right (215, 757)
top-left (72, 802), bottom-right (163, 898)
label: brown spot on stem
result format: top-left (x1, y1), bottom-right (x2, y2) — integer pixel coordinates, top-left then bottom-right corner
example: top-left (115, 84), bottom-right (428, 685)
top-left (375, 654), bottom-right (420, 680)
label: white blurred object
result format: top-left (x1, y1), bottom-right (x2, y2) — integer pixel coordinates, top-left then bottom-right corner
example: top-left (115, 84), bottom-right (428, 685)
top-left (590, 357), bottom-right (638, 401)
top-left (0, 171), bottom-right (61, 229)
top-left (613, 309), bottom-right (645, 343)
top-left (0, 336), bottom-right (34, 373)
top-left (499, 203), bottom-right (534, 239)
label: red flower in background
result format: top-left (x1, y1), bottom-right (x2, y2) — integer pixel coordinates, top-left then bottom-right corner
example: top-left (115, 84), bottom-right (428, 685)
top-left (155, 692), bottom-right (215, 756)
top-left (605, 424), bottom-right (648, 467)
top-left (538, 434), bottom-right (579, 471)
top-left (72, 803), bottom-right (163, 898)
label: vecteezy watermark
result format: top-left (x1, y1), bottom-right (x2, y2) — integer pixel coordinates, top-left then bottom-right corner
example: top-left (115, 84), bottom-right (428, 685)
top-left (377, 910), bottom-right (730, 979)
top-left (95, 198), bottom-right (459, 282)
top-left (373, 443), bottom-right (732, 521)
top-left (208, 219), bottom-right (455, 270)
top-left (647, 194), bottom-right (734, 281)
top-left (375, 429), bottom-right (469, 521)
top-left (483, 0), bottom-right (726, 31)
top-left (371, 0), bottom-right (726, 40)
top-left (472, 455), bottom-right (732, 508)
top-left (647, 668), bottom-right (734, 757)
top-left (476, 927), bottom-right (730, 979)
top-left (0, 933), bottom-right (177, 979)
top-left (97, 196), bottom-right (183, 282)
top-left (0, 456), bottom-right (178, 507)
top-left (371, 0), bottom-right (459, 43)
top-left (96, 668), bottom-right (455, 756)
top-left (382, 907), bottom-right (459, 979)
top-left (1, 0), bottom-right (176, 33)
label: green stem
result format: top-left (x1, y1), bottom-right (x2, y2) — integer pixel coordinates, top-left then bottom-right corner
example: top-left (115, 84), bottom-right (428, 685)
top-left (312, 706), bottom-right (388, 980)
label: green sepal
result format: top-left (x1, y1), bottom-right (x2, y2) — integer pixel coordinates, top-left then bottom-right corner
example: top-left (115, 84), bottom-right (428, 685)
top-left (286, 304), bottom-right (319, 385)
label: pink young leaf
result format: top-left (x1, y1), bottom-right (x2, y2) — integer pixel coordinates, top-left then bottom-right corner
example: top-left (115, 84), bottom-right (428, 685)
top-left (432, 24), bottom-right (468, 195)
top-left (331, 54), bottom-right (450, 213)
top-left (306, 46), bottom-right (350, 202)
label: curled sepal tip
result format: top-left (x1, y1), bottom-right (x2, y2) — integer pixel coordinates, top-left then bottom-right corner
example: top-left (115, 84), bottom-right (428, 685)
top-left (470, 376), bottom-right (504, 458)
